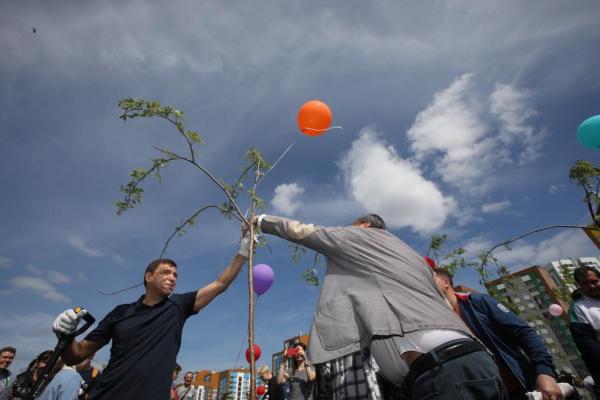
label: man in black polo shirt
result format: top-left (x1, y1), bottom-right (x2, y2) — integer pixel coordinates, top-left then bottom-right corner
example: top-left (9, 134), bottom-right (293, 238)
top-left (51, 238), bottom-right (250, 400)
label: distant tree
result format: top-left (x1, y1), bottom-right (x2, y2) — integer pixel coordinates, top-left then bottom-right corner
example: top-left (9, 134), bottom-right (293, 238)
top-left (569, 159), bottom-right (600, 226)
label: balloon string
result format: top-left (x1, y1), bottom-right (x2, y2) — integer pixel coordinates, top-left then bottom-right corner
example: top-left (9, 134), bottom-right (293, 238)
top-left (234, 296), bottom-right (262, 367)
top-left (302, 125), bottom-right (344, 133)
top-left (263, 140), bottom-right (296, 180)
top-left (244, 140), bottom-right (296, 219)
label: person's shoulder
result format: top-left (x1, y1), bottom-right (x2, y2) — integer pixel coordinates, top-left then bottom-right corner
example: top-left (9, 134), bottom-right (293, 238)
top-left (467, 292), bottom-right (489, 303)
top-left (573, 297), bottom-right (597, 310)
top-left (579, 296), bottom-right (600, 306)
top-left (102, 300), bottom-right (139, 321)
top-left (468, 293), bottom-right (508, 311)
top-left (112, 300), bottom-right (137, 313)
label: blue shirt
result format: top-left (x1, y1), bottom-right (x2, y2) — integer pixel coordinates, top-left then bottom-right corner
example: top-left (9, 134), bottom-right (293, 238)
top-left (85, 292), bottom-right (198, 400)
top-left (37, 368), bottom-right (81, 400)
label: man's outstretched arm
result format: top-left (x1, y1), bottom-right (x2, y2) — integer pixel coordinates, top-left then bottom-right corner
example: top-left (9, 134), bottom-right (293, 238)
top-left (193, 239), bottom-right (248, 313)
top-left (250, 214), bottom-right (347, 256)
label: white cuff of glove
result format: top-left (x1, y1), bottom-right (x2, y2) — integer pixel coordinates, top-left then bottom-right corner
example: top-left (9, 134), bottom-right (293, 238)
top-left (256, 214), bottom-right (266, 230)
top-left (53, 308), bottom-right (87, 336)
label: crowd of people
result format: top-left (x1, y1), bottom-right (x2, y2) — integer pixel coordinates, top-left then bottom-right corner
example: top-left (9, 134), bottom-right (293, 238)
top-left (1, 213), bottom-right (599, 400)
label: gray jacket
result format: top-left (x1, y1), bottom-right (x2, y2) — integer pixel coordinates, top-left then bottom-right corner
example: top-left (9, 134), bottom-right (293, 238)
top-left (259, 215), bottom-right (473, 364)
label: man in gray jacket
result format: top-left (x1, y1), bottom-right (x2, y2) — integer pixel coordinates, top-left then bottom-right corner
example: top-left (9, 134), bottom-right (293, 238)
top-left (251, 213), bottom-right (507, 400)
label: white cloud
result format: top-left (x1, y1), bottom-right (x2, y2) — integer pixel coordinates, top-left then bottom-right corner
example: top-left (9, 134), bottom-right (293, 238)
top-left (68, 235), bottom-right (125, 265)
top-left (406, 74), bottom-right (544, 195)
top-left (271, 183), bottom-right (305, 216)
top-left (9, 276), bottom-right (71, 303)
top-left (0, 257), bottom-right (15, 269)
top-left (68, 235), bottom-right (104, 257)
top-left (407, 73), bottom-right (498, 193)
top-left (549, 184), bottom-right (565, 195)
top-left (481, 200), bottom-right (512, 213)
top-left (489, 84), bottom-right (544, 165)
top-left (47, 271), bottom-right (72, 285)
top-left (25, 264), bottom-right (43, 275)
top-left (463, 238), bottom-right (494, 257)
top-left (339, 129), bottom-right (456, 234)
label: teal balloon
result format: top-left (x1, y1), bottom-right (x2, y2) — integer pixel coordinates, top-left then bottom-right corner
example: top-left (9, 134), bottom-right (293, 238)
top-left (577, 115), bottom-right (600, 149)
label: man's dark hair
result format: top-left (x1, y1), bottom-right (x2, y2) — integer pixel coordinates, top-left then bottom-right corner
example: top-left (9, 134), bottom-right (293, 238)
top-left (143, 258), bottom-right (177, 287)
top-left (0, 346), bottom-right (16, 355)
top-left (571, 288), bottom-right (583, 301)
top-left (353, 214), bottom-right (386, 230)
top-left (573, 265), bottom-right (600, 286)
top-left (434, 268), bottom-right (454, 287)
top-left (184, 371), bottom-right (193, 377)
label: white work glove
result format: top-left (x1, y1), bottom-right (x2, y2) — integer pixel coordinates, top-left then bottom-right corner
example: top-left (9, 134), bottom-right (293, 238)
top-left (238, 235), bottom-right (259, 258)
top-left (238, 236), bottom-right (251, 257)
top-left (53, 308), bottom-right (87, 336)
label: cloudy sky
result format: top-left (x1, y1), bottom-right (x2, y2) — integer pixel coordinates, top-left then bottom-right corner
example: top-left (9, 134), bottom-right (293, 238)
top-left (2, 0), bottom-right (600, 375)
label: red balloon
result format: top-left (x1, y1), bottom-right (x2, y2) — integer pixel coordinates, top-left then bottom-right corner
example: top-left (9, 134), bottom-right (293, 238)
top-left (257, 385), bottom-right (266, 396)
top-left (245, 344), bottom-right (262, 363)
top-left (297, 100), bottom-right (332, 136)
top-left (424, 256), bottom-right (436, 269)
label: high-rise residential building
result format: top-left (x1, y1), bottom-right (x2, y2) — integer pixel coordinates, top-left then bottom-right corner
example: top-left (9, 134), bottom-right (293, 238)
top-left (216, 368), bottom-right (261, 400)
top-left (486, 266), bottom-right (588, 377)
top-left (544, 257), bottom-right (600, 293)
top-left (194, 370), bottom-right (220, 400)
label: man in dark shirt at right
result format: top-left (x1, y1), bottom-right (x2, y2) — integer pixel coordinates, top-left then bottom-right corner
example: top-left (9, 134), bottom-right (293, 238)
top-left (433, 269), bottom-right (563, 400)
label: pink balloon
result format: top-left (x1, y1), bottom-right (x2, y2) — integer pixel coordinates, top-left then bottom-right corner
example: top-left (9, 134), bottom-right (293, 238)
top-left (548, 304), bottom-right (563, 317)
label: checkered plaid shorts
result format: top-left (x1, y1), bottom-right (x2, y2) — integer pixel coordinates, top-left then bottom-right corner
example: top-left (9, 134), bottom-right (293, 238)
top-left (328, 350), bottom-right (382, 400)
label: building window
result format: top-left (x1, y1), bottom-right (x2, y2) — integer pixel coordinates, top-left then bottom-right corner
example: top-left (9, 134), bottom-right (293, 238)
top-left (523, 294), bottom-right (530, 300)
top-left (527, 303), bottom-right (535, 308)
top-left (545, 338), bottom-right (554, 344)
top-left (535, 320), bottom-right (543, 326)
top-left (541, 328), bottom-right (548, 334)
top-left (513, 298), bottom-right (521, 303)
top-left (518, 305), bottom-right (525, 311)
top-left (521, 275), bottom-right (531, 282)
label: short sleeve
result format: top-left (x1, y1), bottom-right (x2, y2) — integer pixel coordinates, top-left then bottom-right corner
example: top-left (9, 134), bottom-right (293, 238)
top-left (84, 308), bottom-right (118, 346)
top-left (171, 291), bottom-right (198, 318)
top-left (573, 302), bottom-right (590, 324)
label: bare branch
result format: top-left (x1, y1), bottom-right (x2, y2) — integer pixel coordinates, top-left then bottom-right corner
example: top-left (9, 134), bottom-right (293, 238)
top-left (159, 205), bottom-right (243, 258)
top-left (480, 224), bottom-right (600, 270)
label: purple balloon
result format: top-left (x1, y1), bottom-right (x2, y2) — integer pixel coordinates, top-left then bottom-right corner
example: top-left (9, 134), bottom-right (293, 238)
top-left (253, 264), bottom-right (274, 295)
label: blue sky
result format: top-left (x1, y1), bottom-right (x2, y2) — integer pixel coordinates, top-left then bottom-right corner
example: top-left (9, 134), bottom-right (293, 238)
top-left (2, 0), bottom-right (600, 375)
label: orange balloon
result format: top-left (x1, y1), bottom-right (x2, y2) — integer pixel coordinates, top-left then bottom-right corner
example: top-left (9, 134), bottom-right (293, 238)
top-left (297, 100), bottom-right (332, 136)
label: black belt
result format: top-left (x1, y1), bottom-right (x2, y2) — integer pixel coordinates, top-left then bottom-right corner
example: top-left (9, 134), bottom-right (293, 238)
top-left (404, 339), bottom-right (485, 389)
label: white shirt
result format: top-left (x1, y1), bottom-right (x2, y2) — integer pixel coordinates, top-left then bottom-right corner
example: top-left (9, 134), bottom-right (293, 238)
top-left (573, 296), bottom-right (600, 340)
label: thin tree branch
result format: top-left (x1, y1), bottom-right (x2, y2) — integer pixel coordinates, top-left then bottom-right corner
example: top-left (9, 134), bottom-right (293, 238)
top-left (117, 156), bottom-right (177, 214)
top-left (159, 205), bottom-right (242, 258)
top-left (481, 224), bottom-right (600, 269)
top-left (152, 146), bottom-right (248, 224)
